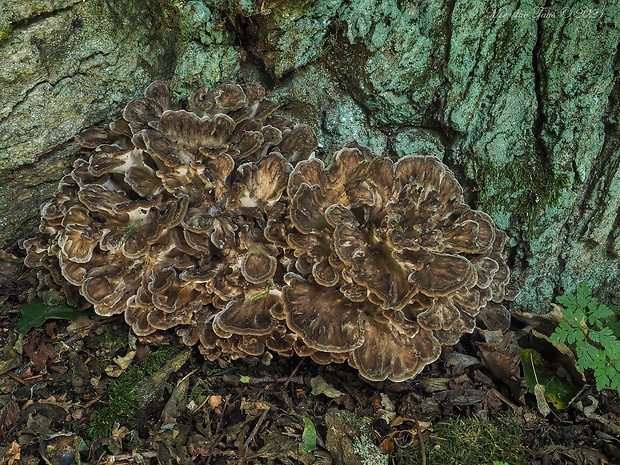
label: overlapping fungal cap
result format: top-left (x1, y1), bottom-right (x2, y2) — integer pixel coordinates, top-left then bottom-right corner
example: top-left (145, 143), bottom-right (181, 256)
top-left (23, 81), bottom-right (316, 360)
top-left (282, 143), bottom-right (518, 381)
top-left (23, 81), bottom-right (517, 383)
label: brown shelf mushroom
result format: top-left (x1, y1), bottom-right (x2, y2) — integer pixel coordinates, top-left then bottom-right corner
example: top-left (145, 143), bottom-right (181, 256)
top-left (282, 145), bottom-right (518, 381)
top-left (24, 81), bottom-right (517, 383)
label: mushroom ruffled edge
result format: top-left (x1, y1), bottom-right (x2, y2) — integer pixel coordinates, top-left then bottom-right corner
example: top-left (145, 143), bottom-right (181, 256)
top-left (23, 82), bottom-right (518, 382)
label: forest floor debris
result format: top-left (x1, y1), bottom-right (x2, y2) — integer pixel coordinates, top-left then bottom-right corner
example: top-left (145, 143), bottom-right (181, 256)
top-left (1, 297), bottom-right (619, 465)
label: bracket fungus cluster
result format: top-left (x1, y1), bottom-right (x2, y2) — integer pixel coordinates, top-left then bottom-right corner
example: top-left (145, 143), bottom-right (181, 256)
top-left (23, 81), bottom-right (518, 382)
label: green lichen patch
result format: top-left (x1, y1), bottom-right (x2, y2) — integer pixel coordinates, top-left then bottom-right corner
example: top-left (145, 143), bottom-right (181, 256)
top-left (474, 151), bottom-right (569, 234)
top-left (175, 0), bottom-right (223, 45)
top-left (327, 0), bottom-right (448, 127)
top-left (209, 0), bottom-right (334, 19)
top-left (0, 21), bottom-right (12, 41)
top-left (325, 409), bottom-right (388, 465)
top-left (391, 128), bottom-right (445, 160)
top-left (171, 43), bottom-right (242, 99)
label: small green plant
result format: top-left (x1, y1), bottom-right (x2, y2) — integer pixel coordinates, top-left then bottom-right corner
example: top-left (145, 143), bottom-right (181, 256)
top-left (189, 377), bottom-right (213, 407)
top-left (122, 223), bottom-right (138, 242)
top-left (549, 281), bottom-right (620, 394)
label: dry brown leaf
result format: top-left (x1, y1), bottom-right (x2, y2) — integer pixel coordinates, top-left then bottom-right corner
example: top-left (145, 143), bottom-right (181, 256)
top-left (390, 417), bottom-right (432, 430)
top-left (379, 437), bottom-right (395, 454)
top-left (477, 331), bottom-right (524, 400)
top-left (23, 334), bottom-right (56, 371)
top-left (0, 441), bottom-right (21, 465)
top-left (208, 395), bottom-right (223, 415)
top-left (240, 398), bottom-right (272, 412)
top-left (113, 350), bottom-right (137, 370)
top-left (38, 394), bottom-right (71, 410)
top-left (534, 383), bottom-right (551, 416)
top-left (0, 397), bottom-right (20, 434)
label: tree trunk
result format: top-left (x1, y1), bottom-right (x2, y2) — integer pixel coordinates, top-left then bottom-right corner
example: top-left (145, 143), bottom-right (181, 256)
top-left (1, 0), bottom-right (618, 310)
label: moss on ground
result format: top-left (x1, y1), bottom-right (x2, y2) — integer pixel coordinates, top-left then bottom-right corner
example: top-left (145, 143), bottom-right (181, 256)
top-left (394, 412), bottom-right (528, 465)
top-left (88, 347), bottom-right (177, 440)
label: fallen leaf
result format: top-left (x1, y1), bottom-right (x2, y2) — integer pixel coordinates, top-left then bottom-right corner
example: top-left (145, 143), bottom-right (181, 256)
top-left (0, 441), bottom-right (21, 465)
top-left (435, 388), bottom-right (488, 407)
top-left (379, 437), bottom-right (394, 454)
top-left (17, 299), bottom-right (84, 334)
top-left (240, 399), bottom-right (271, 412)
top-left (521, 349), bottom-right (583, 410)
top-left (253, 431), bottom-right (299, 459)
top-left (477, 331), bottom-right (524, 400)
top-left (310, 376), bottom-right (344, 398)
top-left (380, 393), bottom-right (395, 411)
top-left (534, 384), bottom-right (552, 416)
top-left (390, 417), bottom-right (432, 430)
top-left (299, 417), bottom-right (317, 453)
top-left (44, 321), bottom-right (59, 339)
top-left (113, 350), bottom-right (137, 370)
top-left (208, 395), bottom-right (223, 413)
top-left (104, 365), bottom-right (126, 378)
top-left (39, 433), bottom-right (76, 465)
top-left (512, 306), bottom-right (569, 336)
top-left (0, 333), bottom-right (22, 375)
top-left (444, 352), bottom-right (480, 375)
top-left (159, 374), bottom-right (189, 426)
top-left (0, 396), bottom-right (20, 434)
top-left (23, 333), bottom-right (56, 371)
top-left (66, 316), bottom-right (97, 334)
top-left (188, 433), bottom-right (210, 457)
top-left (38, 395), bottom-right (71, 410)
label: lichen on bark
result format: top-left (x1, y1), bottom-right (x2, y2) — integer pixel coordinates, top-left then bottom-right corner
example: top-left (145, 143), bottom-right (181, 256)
top-left (2, 0), bottom-right (619, 312)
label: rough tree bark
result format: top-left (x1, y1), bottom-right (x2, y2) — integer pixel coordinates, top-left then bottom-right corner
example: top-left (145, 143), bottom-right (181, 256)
top-left (1, 0), bottom-right (618, 311)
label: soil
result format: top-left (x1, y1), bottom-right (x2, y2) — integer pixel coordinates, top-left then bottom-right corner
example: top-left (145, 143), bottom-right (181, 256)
top-left (1, 278), bottom-right (619, 465)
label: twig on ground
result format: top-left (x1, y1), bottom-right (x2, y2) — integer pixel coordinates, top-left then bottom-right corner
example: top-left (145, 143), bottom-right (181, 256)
top-left (98, 450), bottom-right (157, 464)
top-left (83, 395), bottom-right (103, 409)
top-left (244, 407), bottom-right (270, 452)
top-left (489, 388), bottom-right (519, 410)
top-left (413, 409), bottom-right (427, 465)
top-left (5, 371), bottom-right (27, 385)
top-left (283, 358), bottom-right (304, 390)
top-left (205, 395), bottom-right (231, 465)
top-left (222, 374), bottom-right (305, 386)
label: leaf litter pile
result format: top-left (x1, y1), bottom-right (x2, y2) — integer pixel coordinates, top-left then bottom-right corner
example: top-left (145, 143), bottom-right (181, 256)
top-left (1, 276), bottom-right (620, 464)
